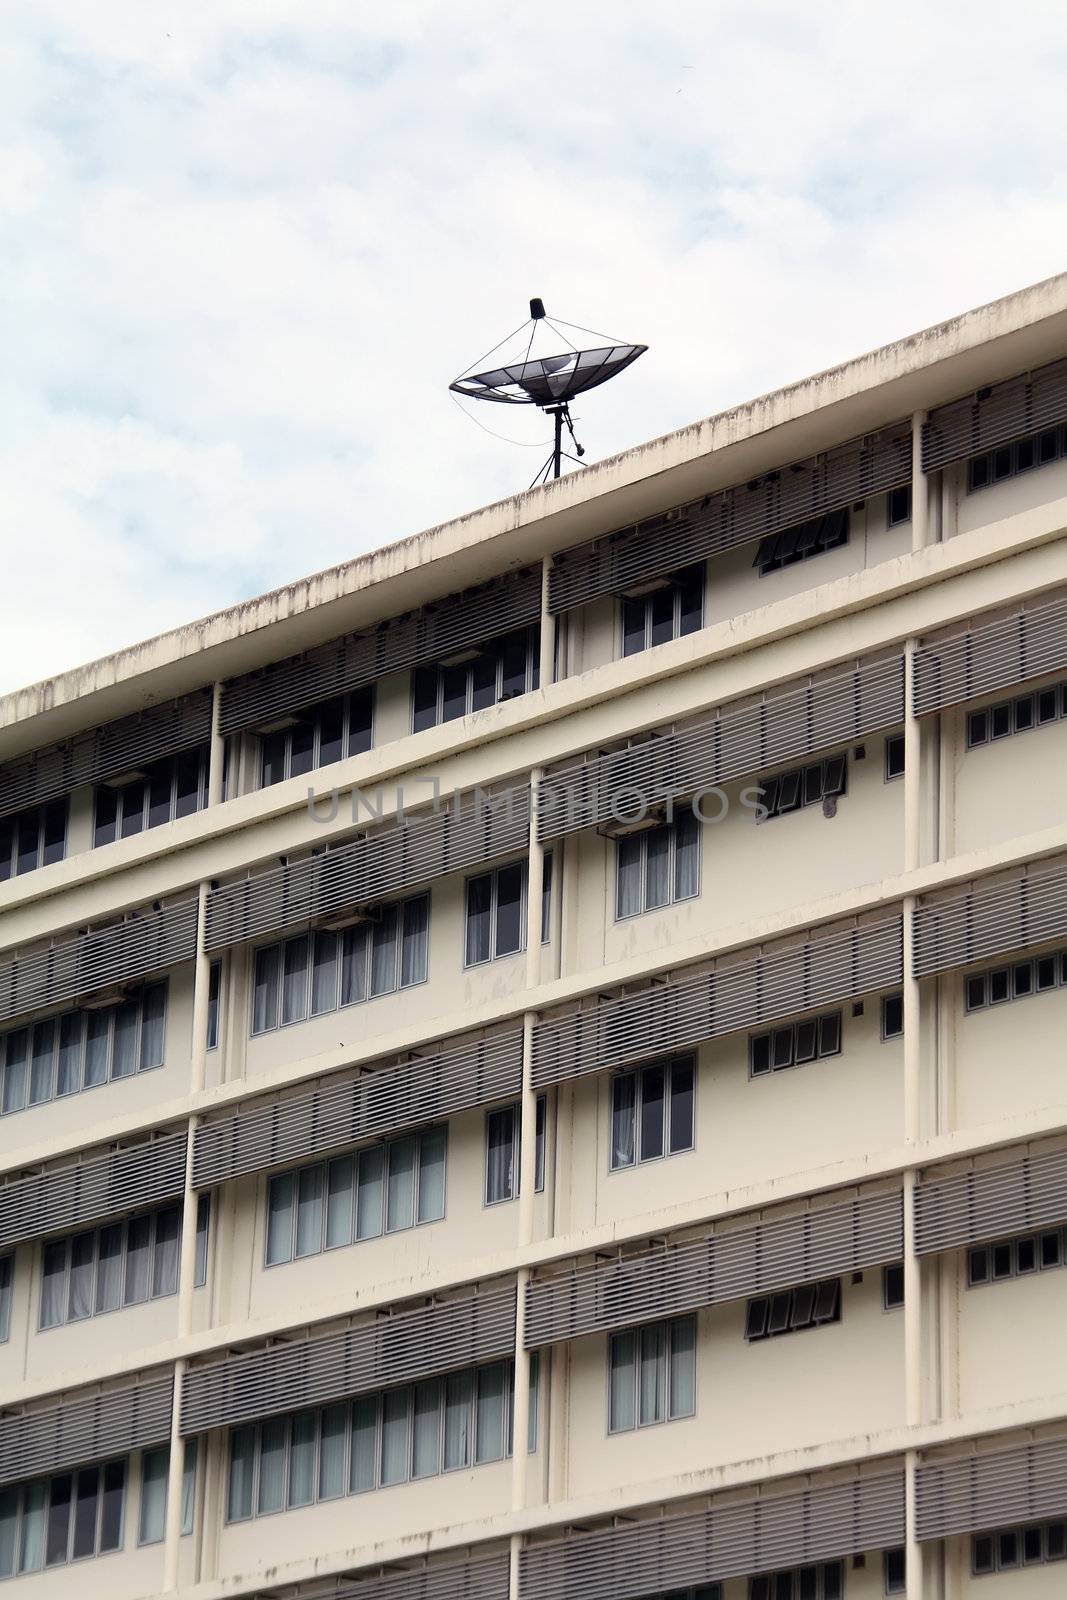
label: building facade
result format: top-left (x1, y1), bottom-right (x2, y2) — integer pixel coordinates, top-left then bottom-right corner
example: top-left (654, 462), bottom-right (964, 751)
top-left (1, 275), bottom-right (1067, 1600)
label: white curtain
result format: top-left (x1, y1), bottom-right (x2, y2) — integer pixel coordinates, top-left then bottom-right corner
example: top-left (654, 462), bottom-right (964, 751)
top-left (610, 1075), bottom-right (636, 1170)
top-left (608, 1331), bottom-right (636, 1432)
top-left (39, 1241), bottom-right (68, 1330)
top-left (355, 1148), bottom-right (385, 1240)
top-left (226, 1428), bottom-right (255, 1522)
top-left (475, 1363), bottom-right (505, 1463)
top-left (94, 1224), bottom-right (123, 1313)
top-left (18, 1484), bottom-right (47, 1573)
top-left (416, 1129), bottom-right (447, 1223)
top-left (444, 1372), bottom-right (472, 1469)
top-left (0, 1488), bottom-right (18, 1579)
top-left (310, 931), bottom-right (339, 1016)
top-left (380, 1389), bottom-right (410, 1485)
top-left (412, 1381), bottom-right (443, 1478)
top-left (370, 907), bottom-right (399, 997)
top-left (138, 1450), bottom-right (167, 1545)
top-left (295, 1166), bottom-right (324, 1259)
top-left (266, 1173), bottom-right (296, 1265)
top-left (83, 1011), bottom-right (110, 1086)
top-left (152, 1207), bottom-right (180, 1298)
top-left (615, 835), bottom-right (643, 919)
top-left (256, 1420), bottom-right (287, 1514)
top-left (669, 1316), bottom-right (697, 1419)
top-left (485, 1109), bottom-right (515, 1204)
top-left (386, 1137), bottom-right (416, 1232)
top-left (68, 1233), bottom-right (95, 1322)
top-left (639, 1322), bottom-right (667, 1426)
top-left (349, 1396), bottom-right (378, 1492)
top-left (56, 1013), bottom-right (83, 1097)
top-left (673, 810), bottom-right (700, 900)
top-left (401, 897), bottom-right (429, 986)
top-left (318, 1405), bottom-right (347, 1500)
top-left (287, 1414), bottom-right (316, 1508)
top-left (644, 825), bottom-right (670, 910)
top-left (325, 1157), bottom-right (355, 1249)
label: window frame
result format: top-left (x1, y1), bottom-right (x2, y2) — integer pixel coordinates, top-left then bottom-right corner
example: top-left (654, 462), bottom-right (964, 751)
top-left (886, 485), bottom-right (912, 528)
top-left (0, 1456), bottom-right (128, 1576)
top-left (410, 628), bottom-right (539, 734)
top-left (483, 1097), bottom-right (546, 1206)
top-left (967, 1225), bottom-right (1066, 1288)
top-left (757, 754), bottom-right (847, 821)
top-left (37, 1196), bottom-right (209, 1331)
top-left (0, 982), bottom-right (169, 1119)
top-left (613, 811), bottom-right (700, 921)
top-left (463, 855), bottom-right (554, 969)
top-left (93, 744), bottom-right (209, 848)
top-left (966, 682), bottom-right (1066, 749)
top-left (748, 1012), bottom-right (842, 1079)
top-left (609, 1055), bottom-right (695, 1172)
top-left (619, 565), bottom-right (705, 658)
top-left (744, 1278), bottom-right (842, 1342)
top-left (882, 1262), bottom-right (904, 1311)
top-left (0, 797), bottom-right (68, 881)
top-left (258, 688), bottom-right (374, 790)
top-left (966, 423), bottom-right (1067, 493)
top-left (963, 949), bottom-right (1066, 1013)
top-left (754, 507), bottom-right (849, 576)
top-left (0, 1254), bottom-right (12, 1344)
top-left (884, 732), bottom-right (905, 781)
top-left (607, 1314), bottom-right (697, 1434)
top-left (880, 992), bottom-right (903, 1040)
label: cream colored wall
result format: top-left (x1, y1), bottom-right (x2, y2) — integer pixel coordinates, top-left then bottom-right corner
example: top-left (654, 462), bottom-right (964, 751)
top-left (949, 702), bottom-right (1067, 859)
top-left (950, 1535), bottom-right (1067, 1596)
top-left (562, 1275), bottom-right (903, 1502)
top-left (950, 985), bottom-right (1067, 1132)
top-left (954, 1251), bottom-right (1067, 1416)
top-left (956, 458), bottom-right (1067, 537)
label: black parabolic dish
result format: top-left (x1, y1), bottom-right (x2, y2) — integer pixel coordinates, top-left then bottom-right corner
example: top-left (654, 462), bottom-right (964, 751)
top-left (450, 344), bottom-right (647, 406)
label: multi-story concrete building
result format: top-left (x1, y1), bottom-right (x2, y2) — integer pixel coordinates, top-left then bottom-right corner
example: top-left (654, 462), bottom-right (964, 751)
top-left (1, 273), bottom-right (1066, 1600)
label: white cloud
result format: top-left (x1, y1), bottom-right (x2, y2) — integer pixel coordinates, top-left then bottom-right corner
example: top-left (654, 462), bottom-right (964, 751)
top-left (2, 0), bottom-right (1066, 689)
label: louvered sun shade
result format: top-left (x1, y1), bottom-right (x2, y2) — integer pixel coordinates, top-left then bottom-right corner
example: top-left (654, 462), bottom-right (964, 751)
top-left (915, 1435), bottom-right (1067, 1542)
top-left (530, 914), bottom-right (903, 1089)
top-left (204, 791), bottom-right (530, 952)
top-left (524, 1188), bottom-right (902, 1349)
top-left (519, 1470), bottom-right (905, 1600)
top-left (179, 1285), bottom-right (516, 1437)
top-left (547, 421), bottom-right (912, 615)
top-left (539, 654), bottom-right (904, 840)
top-left (0, 896), bottom-right (198, 1026)
top-left (192, 1029), bottom-right (523, 1189)
top-left (218, 569), bottom-right (542, 738)
top-left (252, 1552), bottom-right (511, 1600)
top-left (914, 1145), bottom-right (1067, 1257)
top-left (921, 357), bottom-right (1067, 472)
top-left (0, 1129), bottom-right (188, 1251)
top-left (912, 864), bottom-right (1067, 979)
top-left (0, 1371), bottom-right (173, 1488)
top-left (0, 690), bottom-right (213, 822)
top-left (912, 590), bottom-right (1067, 717)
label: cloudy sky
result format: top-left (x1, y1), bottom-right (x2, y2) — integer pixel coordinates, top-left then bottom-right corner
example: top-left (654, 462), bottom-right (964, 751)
top-left (2, 1), bottom-right (1066, 692)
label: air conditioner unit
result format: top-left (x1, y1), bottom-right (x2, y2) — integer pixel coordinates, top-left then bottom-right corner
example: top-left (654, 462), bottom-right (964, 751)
top-left (101, 770), bottom-right (148, 788)
top-left (83, 986), bottom-right (129, 1010)
top-left (621, 575), bottom-right (671, 598)
top-left (317, 905), bottom-right (382, 933)
top-left (256, 714), bottom-right (302, 734)
top-left (598, 805), bottom-right (667, 840)
top-left (438, 647), bottom-right (483, 667)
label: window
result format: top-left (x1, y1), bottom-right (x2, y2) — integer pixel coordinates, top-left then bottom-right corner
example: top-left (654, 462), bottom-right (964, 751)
top-left (614, 812), bottom-right (699, 919)
top-left (750, 1565), bottom-right (843, 1600)
top-left (754, 507), bottom-right (849, 576)
top-left (138, 1441), bottom-right (197, 1544)
top-left (206, 961), bottom-right (221, 1051)
top-left (967, 423), bottom-right (1067, 492)
top-left (887, 485), bottom-right (912, 527)
top-left (0, 983), bottom-right (168, 1118)
top-left (967, 1225), bottom-right (1066, 1287)
top-left (610, 1056), bottom-right (694, 1170)
top-left (882, 1262), bottom-right (904, 1310)
top-left (621, 566), bottom-right (704, 657)
top-left (259, 690), bottom-right (373, 788)
top-left (881, 993), bottom-right (903, 1040)
top-left (226, 1357), bottom-right (536, 1521)
top-left (464, 856), bottom-right (553, 966)
top-left (0, 1256), bottom-right (11, 1344)
top-left (251, 896), bottom-right (429, 1035)
top-left (412, 628), bottom-right (538, 733)
top-left (749, 1013), bottom-right (841, 1077)
top-left (608, 1316), bottom-right (696, 1432)
top-left (966, 683), bottom-right (1066, 748)
top-left (883, 1546), bottom-right (905, 1593)
top-left (265, 1130), bottom-right (446, 1266)
top-left (0, 799), bottom-right (67, 880)
top-left (38, 1196), bottom-right (209, 1329)
top-left (884, 733), bottom-right (905, 780)
top-left (94, 745), bottom-right (208, 847)
top-left (484, 1098), bottom-right (546, 1204)
top-left (964, 950), bottom-right (1066, 1012)
top-left (758, 755), bottom-right (846, 820)
top-left (973, 1517), bottom-right (1067, 1574)
top-left (0, 1458), bottom-right (126, 1577)
top-left (745, 1279), bottom-right (841, 1341)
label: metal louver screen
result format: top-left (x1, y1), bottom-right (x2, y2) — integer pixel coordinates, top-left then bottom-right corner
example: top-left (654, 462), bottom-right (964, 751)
top-left (0, 1372), bottom-right (173, 1488)
top-left (914, 1146), bottom-right (1067, 1257)
top-left (192, 1029), bottom-right (524, 1188)
top-left (0, 690), bottom-right (212, 820)
top-left (531, 915), bottom-right (903, 1089)
top-left (547, 422), bottom-right (912, 615)
top-left (912, 592), bottom-right (1067, 716)
top-left (524, 1189), bottom-right (902, 1348)
top-left (279, 1553), bottom-right (512, 1600)
top-left (913, 865), bottom-right (1067, 978)
top-left (0, 897), bottom-right (199, 1026)
top-left (539, 655), bottom-right (904, 839)
top-left (921, 358), bottom-right (1067, 472)
top-left (519, 1470), bottom-right (905, 1600)
top-left (180, 1285), bottom-right (516, 1437)
top-left (204, 791), bottom-right (530, 952)
top-left (218, 570), bottom-right (542, 737)
top-left (0, 1130), bottom-right (188, 1250)
top-left (915, 1435), bottom-right (1067, 1541)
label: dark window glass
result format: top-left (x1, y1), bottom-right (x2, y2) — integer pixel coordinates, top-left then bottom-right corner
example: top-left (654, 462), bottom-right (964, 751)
top-left (441, 663), bottom-right (468, 723)
top-left (412, 666), bottom-right (438, 732)
top-left (639, 1062), bottom-right (665, 1161)
top-left (45, 1474), bottom-right (72, 1565)
top-left (42, 800), bottom-right (67, 866)
top-left (881, 993), bottom-right (903, 1038)
top-left (495, 864), bottom-right (524, 956)
top-left (622, 596), bottom-right (646, 657)
top-left (99, 1461), bottom-right (125, 1551)
top-left (883, 1263), bottom-right (904, 1309)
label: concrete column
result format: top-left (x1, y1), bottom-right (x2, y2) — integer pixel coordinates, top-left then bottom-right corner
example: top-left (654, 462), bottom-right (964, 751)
top-left (207, 682), bottom-right (225, 806)
top-left (905, 1446), bottom-right (924, 1600)
top-left (911, 411), bottom-right (929, 553)
top-left (539, 558), bottom-right (555, 690)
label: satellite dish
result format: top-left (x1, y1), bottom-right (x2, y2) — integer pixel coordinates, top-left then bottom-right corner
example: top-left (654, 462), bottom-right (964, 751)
top-left (450, 299), bottom-right (647, 486)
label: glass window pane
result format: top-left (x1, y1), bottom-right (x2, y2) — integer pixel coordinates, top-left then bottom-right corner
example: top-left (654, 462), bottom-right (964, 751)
top-left (411, 666), bottom-right (438, 733)
top-left (475, 1363), bottom-right (506, 1462)
top-left (2, 1029), bottom-right (29, 1113)
top-left (316, 699), bottom-right (345, 768)
top-left (319, 1404), bottom-right (348, 1499)
top-left (387, 1136), bottom-right (417, 1232)
top-left (535, 1095), bottom-right (546, 1193)
top-left (413, 1380), bottom-right (443, 1478)
top-left (609, 1330), bottom-right (636, 1432)
top-left (441, 663), bottom-right (468, 723)
top-left (148, 764), bottom-right (173, 829)
top-left (417, 1128), bottom-right (447, 1223)
top-left (281, 937), bottom-right (310, 1025)
top-left (29, 1019), bottom-right (56, 1105)
top-left (639, 1062), bottom-right (665, 1161)
top-left (471, 652), bottom-right (497, 711)
top-left (181, 1439), bottom-right (198, 1536)
top-left (622, 596), bottom-right (647, 657)
top-left (112, 1000), bottom-right (139, 1079)
top-left (68, 1231), bottom-right (95, 1322)
top-left (673, 810), bottom-right (700, 900)
top-left (678, 567), bottom-right (704, 635)
top-left (15, 811), bottom-right (40, 874)
top-left (541, 852), bottom-right (553, 944)
top-left (649, 586), bottom-right (674, 648)
top-left (615, 834), bottom-right (643, 918)
top-left (295, 1165), bottom-right (325, 1258)
top-left (227, 1428), bottom-right (256, 1521)
top-left (152, 1205), bottom-right (181, 1297)
top-left (401, 897), bottom-right (428, 987)
top-left (669, 1317), bottom-right (697, 1418)
top-left (139, 983), bottom-right (167, 1069)
top-left (84, 1011), bottom-right (110, 1087)
top-left (347, 688), bottom-right (374, 756)
top-left (610, 1074), bottom-right (636, 1170)
top-left (119, 779), bottom-right (146, 838)
top-left (0, 1487), bottom-right (17, 1578)
top-left (94, 786), bottom-right (118, 848)
top-left (668, 1059), bottom-right (694, 1153)
top-left (444, 1371), bottom-right (473, 1469)
top-left (195, 1194), bottom-right (211, 1287)
top-left (639, 1322), bottom-right (668, 1425)
top-left (644, 826), bottom-right (671, 910)
top-left (138, 1451), bottom-right (167, 1544)
top-left (174, 749), bottom-right (203, 818)
top-left (40, 1239), bottom-right (68, 1328)
top-left (485, 1107), bottom-right (516, 1204)
top-left (466, 875), bottom-right (492, 966)
top-left (266, 1173), bottom-right (296, 1265)
top-left (341, 925), bottom-right (369, 1006)
top-left (310, 932), bottom-right (339, 1016)
top-left (494, 865), bottom-right (524, 957)
top-left (257, 1419), bottom-right (287, 1513)
top-left (206, 961), bottom-right (221, 1050)
top-left (380, 1388), bottom-right (411, 1485)
top-left (260, 730), bottom-right (287, 788)
top-left (326, 1156), bottom-right (356, 1249)
top-left (45, 1473), bottom-right (72, 1565)
top-left (370, 906), bottom-right (399, 997)
top-left (350, 1396), bottom-right (378, 1493)
top-left (42, 802), bottom-right (67, 865)
top-left (288, 721), bottom-right (314, 777)
top-left (499, 633), bottom-right (528, 700)
top-left (18, 1483), bottom-right (47, 1573)
top-left (356, 1147), bottom-right (385, 1239)
top-left (288, 1412), bottom-right (316, 1507)
top-left (95, 1223), bottom-right (124, 1312)
top-left (100, 1460), bottom-right (126, 1552)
